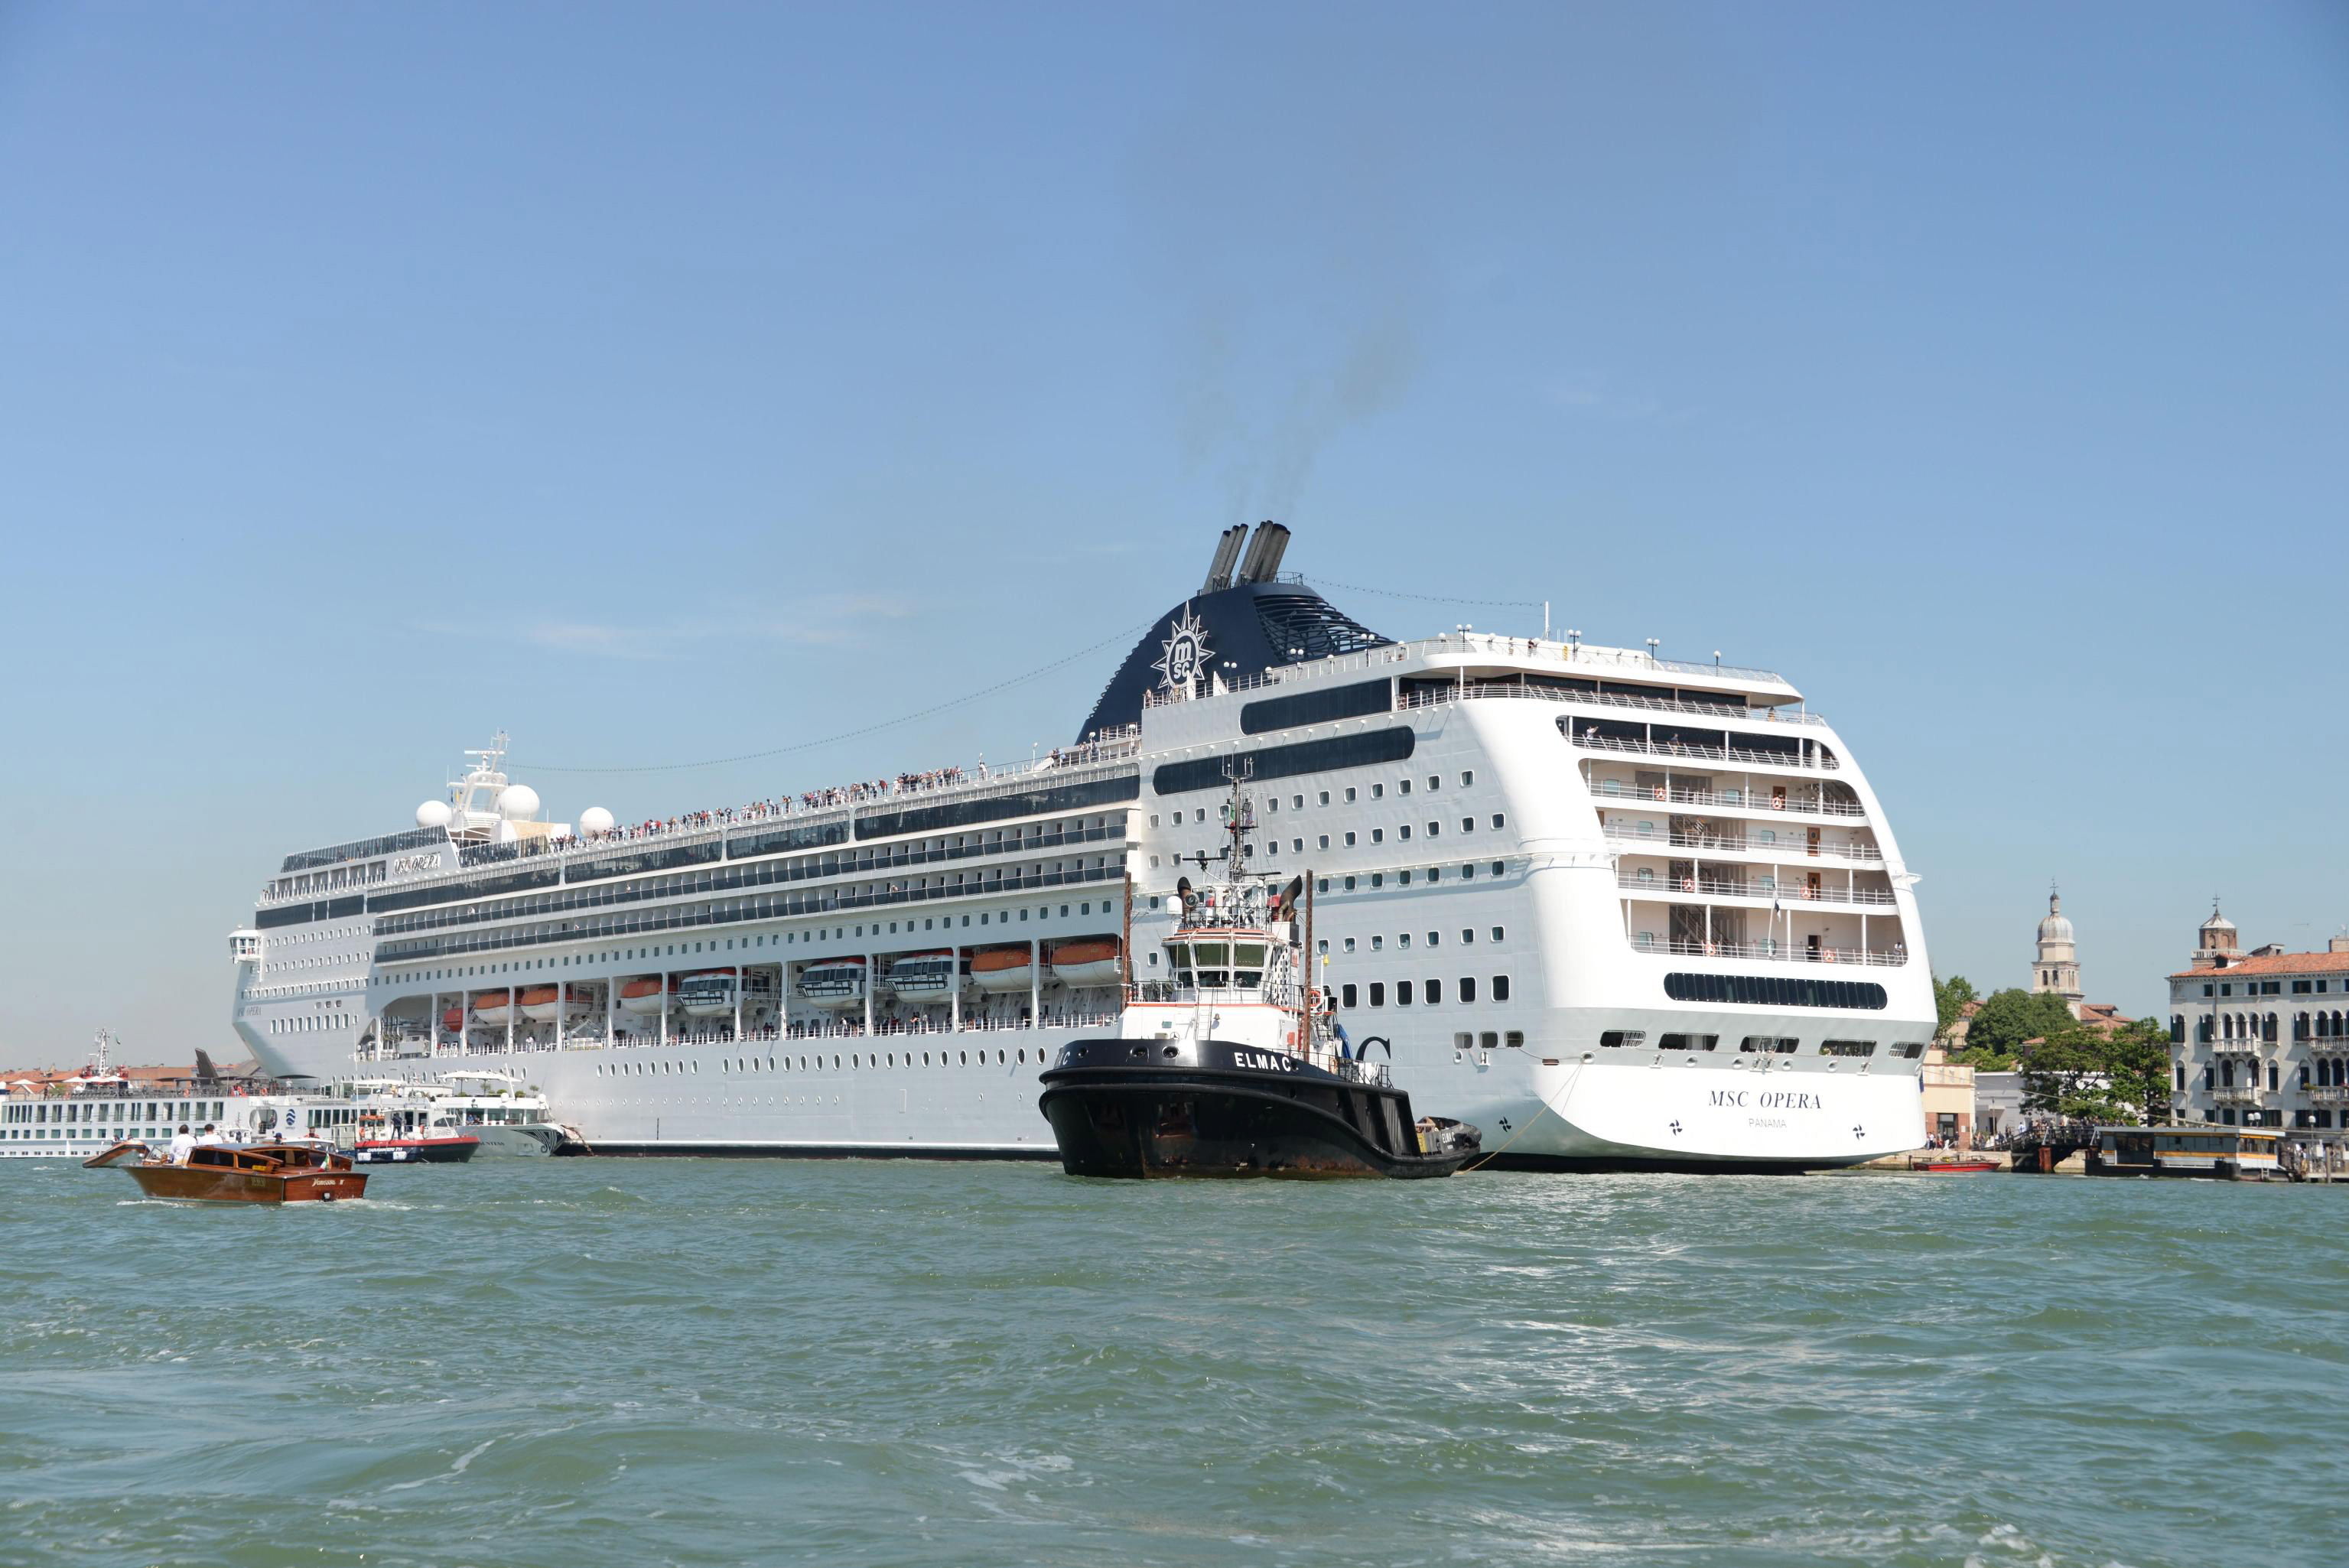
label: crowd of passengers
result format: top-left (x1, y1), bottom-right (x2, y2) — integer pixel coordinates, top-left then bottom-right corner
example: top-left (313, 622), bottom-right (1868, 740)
top-left (561, 737), bottom-right (1127, 851)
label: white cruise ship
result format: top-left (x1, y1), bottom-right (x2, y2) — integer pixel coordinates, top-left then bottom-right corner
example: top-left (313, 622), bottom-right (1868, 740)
top-left (235, 524), bottom-right (1931, 1169)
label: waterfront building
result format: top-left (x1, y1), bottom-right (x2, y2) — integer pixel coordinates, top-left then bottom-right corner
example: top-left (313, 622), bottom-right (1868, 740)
top-left (2166, 906), bottom-right (2349, 1133)
top-left (1919, 1043), bottom-right (1975, 1146)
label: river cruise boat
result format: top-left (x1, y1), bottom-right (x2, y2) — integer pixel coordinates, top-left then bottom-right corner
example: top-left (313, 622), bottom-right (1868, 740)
top-left (83, 1140), bottom-right (366, 1203)
top-left (233, 523), bottom-right (1935, 1169)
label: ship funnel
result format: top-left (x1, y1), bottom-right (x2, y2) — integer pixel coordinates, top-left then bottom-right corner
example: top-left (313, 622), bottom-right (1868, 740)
top-left (1200, 524), bottom-right (1248, 593)
top-left (1235, 521), bottom-right (1290, 584)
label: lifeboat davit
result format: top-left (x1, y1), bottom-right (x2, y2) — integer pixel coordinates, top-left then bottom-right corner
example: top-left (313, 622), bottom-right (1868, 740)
top-left (678, 968), bottom-right (739, 1018)
top-left (519, 984), bottom-right (593, 1024)
top-left (970, 945), bottom-right (1034, 995)
top-left (471, 989), bottom-right (513, 1025)
top-left (1049, 938), bottom-right (1124, 989)
top-left (886, 951), bottom-right (965, 999)
top-left (617, 977), bottom-right (672, 1017)
top-left (798, 957), bottom-right (867, 1011)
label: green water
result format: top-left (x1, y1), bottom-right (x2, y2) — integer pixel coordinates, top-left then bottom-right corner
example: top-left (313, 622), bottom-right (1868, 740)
top-left (4, 1159), bottom-right (2341, 1568)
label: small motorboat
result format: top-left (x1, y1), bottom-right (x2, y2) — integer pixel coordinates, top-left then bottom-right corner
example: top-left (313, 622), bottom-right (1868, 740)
top-left (1908, 1156), bottom-right (1999, 1173)
top-left (83, 1140), bottom-right (368, 1204)
top-left (1038, 775), bottom-right (1479, 1180)
top-left (353, 1134), bottom-right (481, 1165)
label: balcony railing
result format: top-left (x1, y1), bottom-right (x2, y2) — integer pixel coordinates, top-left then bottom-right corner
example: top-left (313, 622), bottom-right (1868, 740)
top-left (1628, 935), bottom-right (1908, 968)
top-left (2209, 1085), bottom-right (2263, 1105)
top-left (1567, 731), bottom-right (1839, 772)
top-left (1586, 779), bottom-right (1865, 818)
top-left (1603, 828), bottom-right (1884, 864)
top-left (1616, 872), bottom-right (1897, 908)
top-left (2306, 1085), bottom-right (2349, 1104)
top-left (2210, 1040), bottom-right (2266, 1056)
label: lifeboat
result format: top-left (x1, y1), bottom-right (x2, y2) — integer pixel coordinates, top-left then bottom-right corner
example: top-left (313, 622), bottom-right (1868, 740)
top-left (471, 989), bottom-right (513, 1025)
top-left (678, 968), bottom-right (739, 1018)
top-left (441, 1007), bottom-right (464, 1033)
top-left (886, 951), bottom-right (967, 999)
top-left (1049, 938), bottom-right (1124, 989)
top-left (796, 956), bottom-right (868, 1012)
top-left (969, 945), bottom-right (1034, 995)
top-left (519, 984), bottom-right (593, 1024)
top-left (617, 977), bottom-right (672, 1017)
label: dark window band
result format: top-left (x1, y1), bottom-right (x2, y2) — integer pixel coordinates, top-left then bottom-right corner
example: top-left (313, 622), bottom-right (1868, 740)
top-left (1153, 727), bottom-right (1415, 796)
top-left (1239, 678), bottom-right (1393, 736)
top-left (1664, 971), bottom-right (1888, 1010)
top-left (855, 773), bottom-right (1139, 840)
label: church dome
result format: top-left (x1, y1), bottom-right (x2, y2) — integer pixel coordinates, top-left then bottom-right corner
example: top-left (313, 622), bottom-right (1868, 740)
top-left (2038, 893), bottom-right (2073, 943)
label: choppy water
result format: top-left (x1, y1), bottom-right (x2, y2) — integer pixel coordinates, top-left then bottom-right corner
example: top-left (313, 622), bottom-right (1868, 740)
top-left (5, 1159), bottom-right (2344, 1568)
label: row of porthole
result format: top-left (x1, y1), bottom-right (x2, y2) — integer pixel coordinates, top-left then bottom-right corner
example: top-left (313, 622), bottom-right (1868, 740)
top-left (596, 1046), bottom-right (1041, 1078)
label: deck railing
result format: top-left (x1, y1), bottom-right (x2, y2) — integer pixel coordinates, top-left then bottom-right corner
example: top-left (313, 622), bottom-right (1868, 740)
top-left (1615, 872), bottom-right (1897, 908)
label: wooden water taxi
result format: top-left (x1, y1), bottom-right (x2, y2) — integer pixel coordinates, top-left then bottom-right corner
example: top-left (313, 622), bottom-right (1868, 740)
top-left (1908, 1156), bottom-right (1999, 1173)
top-left (83, 1140), bottom-right (368, 1203)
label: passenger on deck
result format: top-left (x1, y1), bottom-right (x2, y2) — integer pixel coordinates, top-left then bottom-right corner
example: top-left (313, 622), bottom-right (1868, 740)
top-left (167, 1124), bottom-right (196, 1164)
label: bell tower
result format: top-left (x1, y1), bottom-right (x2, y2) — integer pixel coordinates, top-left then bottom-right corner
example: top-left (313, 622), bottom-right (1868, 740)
top-left (2032, 885), bottom-right (2084, 1017)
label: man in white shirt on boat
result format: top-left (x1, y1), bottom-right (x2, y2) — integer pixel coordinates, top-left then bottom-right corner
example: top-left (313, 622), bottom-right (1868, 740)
top-left (194, 1124), bottom-right (225, 1148)
top-left (167, 1124), bottom-right (196, 1164)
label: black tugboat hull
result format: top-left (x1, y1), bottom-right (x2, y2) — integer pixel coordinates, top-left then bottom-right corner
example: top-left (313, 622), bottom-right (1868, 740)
top-left (1039, 1041), bottom-right (1479, 1179)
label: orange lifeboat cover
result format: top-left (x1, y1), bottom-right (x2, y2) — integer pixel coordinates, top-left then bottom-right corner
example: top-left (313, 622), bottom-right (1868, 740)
top-left (971, 947), bottom-right (1032, 973)
top-left (1049, 939), bottom-right (1121, 965)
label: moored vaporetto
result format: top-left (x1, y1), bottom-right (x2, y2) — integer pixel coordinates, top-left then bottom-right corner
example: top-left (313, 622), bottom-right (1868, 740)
top-left (234, 523), bottom-right (1932, 1169)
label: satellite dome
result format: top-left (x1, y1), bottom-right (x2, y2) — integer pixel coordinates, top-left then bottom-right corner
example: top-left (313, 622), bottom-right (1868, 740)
top-left (415, 799), bottom-right (454, 830)
top-left (578, 805), bottom-right (615, 835)
top-left (498, 783), bottom-right (542, 822)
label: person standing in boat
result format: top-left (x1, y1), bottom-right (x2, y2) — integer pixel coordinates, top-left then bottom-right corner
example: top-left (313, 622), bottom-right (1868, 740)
top-left (167, 1124), bottom-right (196, 1164)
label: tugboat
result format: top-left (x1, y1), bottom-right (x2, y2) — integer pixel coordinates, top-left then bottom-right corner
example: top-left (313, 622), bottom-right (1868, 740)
top-left (1038, 766), bottom-right (1480, 1179)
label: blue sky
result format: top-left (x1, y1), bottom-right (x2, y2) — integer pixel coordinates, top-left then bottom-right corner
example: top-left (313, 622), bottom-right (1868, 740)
top-left (2, 2), bottom-right (2342, 1065)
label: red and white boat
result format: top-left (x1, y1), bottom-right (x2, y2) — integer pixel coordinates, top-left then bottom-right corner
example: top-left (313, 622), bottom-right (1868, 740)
top-left (969, 946), bottom-right (1033, 994)
top-left (617, 977), bottom-right (672, 1017)
top-left (678, 969), bottom-right (739, 1017)
top-left (1049, 938), bottom-right (1124, 989)
top-left (519, 984), bottom-right (593, 1024)
top-left (470, 989), bottom-right (512, 1026)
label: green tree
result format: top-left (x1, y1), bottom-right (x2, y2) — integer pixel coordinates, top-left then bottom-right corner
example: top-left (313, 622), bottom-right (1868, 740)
top-left (1933, 974), bottom-right (1977, 1041)
top-left (2016, 1017), bottom-right (2174, 1125)
top-left (2099, 1017), bottom-right (2175, 1124)
top-left (1957, 988), bottom-right (2077, 1067)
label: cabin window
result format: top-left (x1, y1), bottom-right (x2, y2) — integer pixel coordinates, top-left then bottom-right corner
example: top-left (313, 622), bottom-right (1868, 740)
top-left (1397, 981), bottom-right (1414, 1006)
top-left (1426, 978), bottom-right (1443, 1004)
top-left (1368, 983), bottom-right (1386, 1007)
top-left (1492, 975), bottom-right (1511, 1001)
top-left (1600, 1030), bottom-right (1645, 1048)
top-left (1505, 1031), bottom-right (1524, 1049)
top-left (1459, 976), bottom-right (1478, 1003)
top-left (1820, 1039), bottom-right (1877, 1057)
top-left (1660, 1033), bottom-right (1718, 1052)
top-left (1342, 984), bottom-right (1358, 1007)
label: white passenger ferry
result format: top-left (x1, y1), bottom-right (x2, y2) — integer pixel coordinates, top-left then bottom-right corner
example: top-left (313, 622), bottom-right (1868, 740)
top-left (233, 524), bottom-right (1931, 1169)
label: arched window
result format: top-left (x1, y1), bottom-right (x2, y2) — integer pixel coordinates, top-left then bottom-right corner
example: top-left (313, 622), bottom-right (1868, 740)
top-left (2169, 1015), bottom-right (2185, 1043)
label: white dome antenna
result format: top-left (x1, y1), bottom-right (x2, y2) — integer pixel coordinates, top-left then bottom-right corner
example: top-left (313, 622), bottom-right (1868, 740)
top-left (499, 783), bottom-right (542, 822)
top-left (579, 805), bottom-right (615, 836)
top-left (416, 799), bottom-right (454, 830)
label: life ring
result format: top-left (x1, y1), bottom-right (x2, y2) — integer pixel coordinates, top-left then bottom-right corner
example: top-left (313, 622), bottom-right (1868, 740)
top-left (1652, 786), bottom-right (1666, 801)
top-left (1822, 949), bottom-right (1837, 964)
top-left (1681, 877), bottom-right (1696, 893)
top-left (1771, 797), bottom-right (1784, 811)
top-left (1703, 941), bottom-right (1719, 956)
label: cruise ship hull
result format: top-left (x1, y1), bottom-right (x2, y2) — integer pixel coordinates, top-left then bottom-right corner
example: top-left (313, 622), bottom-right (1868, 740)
top-left (247, 1028), bottom-right (1921, 1170)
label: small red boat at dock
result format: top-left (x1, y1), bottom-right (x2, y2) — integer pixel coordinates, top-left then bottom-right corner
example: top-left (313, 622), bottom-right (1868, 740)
top-left (1908, 1156), bottom-right (1999, 1173)
top-left (83, 1140), bottom-right (368, 1203)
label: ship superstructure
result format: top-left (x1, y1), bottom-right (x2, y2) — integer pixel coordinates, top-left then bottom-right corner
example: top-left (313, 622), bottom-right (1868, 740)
top-left (233, 524), bottom-right (1931, 1168)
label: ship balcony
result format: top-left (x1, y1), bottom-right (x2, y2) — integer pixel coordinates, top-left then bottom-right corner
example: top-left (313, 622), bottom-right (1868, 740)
top-left (1615, 870), bottom-right (1895, 909)
top-left (1583, 770), bottom-right (1866, 821)
top-left (2208, 1085), bottom-right (2263, 1106)
top-left (1622, 897), bottom-right (1908, 968)
top-left (1563, 724), bottom-right (1839, 773)
top-left (1602, 825), bottom-right (1884, 866)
